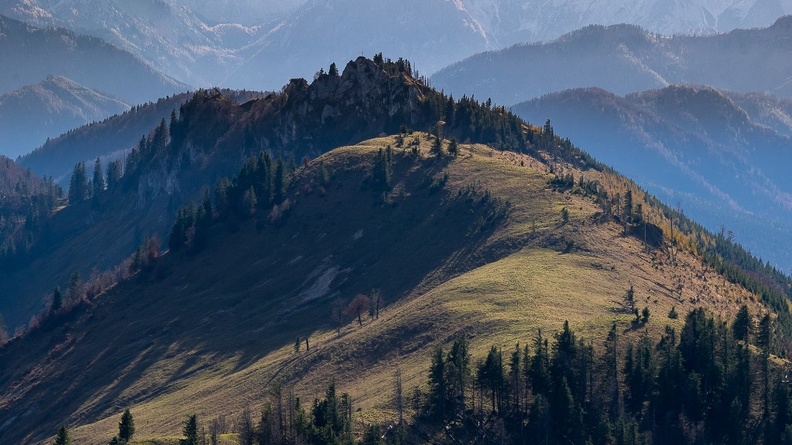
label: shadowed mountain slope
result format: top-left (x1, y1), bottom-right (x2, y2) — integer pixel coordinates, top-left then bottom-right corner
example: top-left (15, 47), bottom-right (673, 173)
top-left (0, 135), bottom-right (775, 444)
top-left (432, 16), bottom-right (792, 106)
top-left (2, 57), bottom-right (792, 445)
top-left (512, 85), bottom-right (792, 270)
top-left (0, 76), bottom-right (130, 158)
top-left (0, 15), bottom-right (185, 103)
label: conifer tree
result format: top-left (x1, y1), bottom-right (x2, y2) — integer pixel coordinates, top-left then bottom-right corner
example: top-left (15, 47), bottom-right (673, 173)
top-left (242, 186), bottom-right (257, 216)
top-left (273, 159), bottom-right (286, 204)
top-left (428, 346), bottom-right (447, 418)
top-left (66, 272), bottom-right (81, 302)
top-left (733, 305), bottom-right (752, 341)
top-left (214, 177), bottom-right (230, 220)
top-left (445, 337), bottom-right (471, 416)
top-left (448, 138), bottom-right (459, 156)
top-left (51, 286), bottom-right (63, 313)
top-left (68, 162), bottom-right (88, 204)
top-left (92, 157), bottom-right (105, 198)
top-left (54, 426), bottom-right (70, 445)
top-left (118, 409), bottom-right (135, 443)
top-left (508, 344), bottom-right (521, 411)
top-left (180, 414), bottom-right (198, 445)
top-left (478, 346), bottom-right (505, 413)
top-left (528, 329), bottom-right (550, 397)
top-left (623, 189), bottom-right (633, 225)
top-left (0, 312), bottom-right (8, 345)
top-left (106, 160), bottom-right (122, 190)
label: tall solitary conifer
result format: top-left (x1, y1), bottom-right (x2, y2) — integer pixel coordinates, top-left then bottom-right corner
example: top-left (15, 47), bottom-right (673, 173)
top-left (118, 409), bottom-right (135, 443)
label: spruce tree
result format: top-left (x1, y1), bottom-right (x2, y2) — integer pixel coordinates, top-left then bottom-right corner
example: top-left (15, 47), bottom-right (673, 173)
top-left (733, 305), bottom-right (751, 341)
top-left (54, 426), bottom-right (70, 445)
top-left (428, 346), bottom-right (447, 418)
top-left (51, 286), bottom-right (63, 313)
top-left (180, 414), bottom-right (198, 445)
top-left (118, 409), bottom-right (135, 443)
top-left (106, 160), bottom-right (122, 190)
top-left (92, 157), bottom-right (105, 198)
top-left (66, 272), bottom-right (81, 302)
top-left (0, 312), bottom-right (8, 345)
top-left (273, 160), bottom-right (285, 204)
top-left (68, 162), bottom-right (88, 204)
top-left (623, 189), bottom-right (633, 225)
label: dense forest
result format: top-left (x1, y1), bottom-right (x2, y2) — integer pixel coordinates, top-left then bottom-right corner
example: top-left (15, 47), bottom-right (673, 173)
top-left (51, 307), bottom-right (792, 445)
top-left (0, 156), bottom-right (61, 272)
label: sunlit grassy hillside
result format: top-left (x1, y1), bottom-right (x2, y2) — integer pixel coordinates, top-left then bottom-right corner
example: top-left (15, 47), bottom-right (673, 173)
top-left (0, 135), bottom-right (766, 444)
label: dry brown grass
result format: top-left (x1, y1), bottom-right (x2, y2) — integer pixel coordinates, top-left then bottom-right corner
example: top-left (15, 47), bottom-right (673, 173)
top-left (0, 135), bottom-right (767, 444)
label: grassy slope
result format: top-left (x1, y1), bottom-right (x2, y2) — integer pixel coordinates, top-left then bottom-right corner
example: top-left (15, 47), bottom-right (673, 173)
top-left (0, 135), bottom-right (764, 444)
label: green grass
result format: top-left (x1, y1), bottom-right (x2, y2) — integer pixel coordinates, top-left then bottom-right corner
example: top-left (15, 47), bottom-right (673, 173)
top-left (0, 135), bottom-right (766, 444)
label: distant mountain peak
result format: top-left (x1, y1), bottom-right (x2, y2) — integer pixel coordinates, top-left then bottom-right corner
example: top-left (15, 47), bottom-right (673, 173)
top-left (0, 76), bottom-right (130, 158)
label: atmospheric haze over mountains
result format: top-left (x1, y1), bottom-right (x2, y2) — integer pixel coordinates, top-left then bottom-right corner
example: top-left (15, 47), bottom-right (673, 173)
top-left (2, 0), bottom-right (790, 91)
top-left (5, 2), bottom-right (792, 443)
top-left (1, 0), bottom-right (792, 270)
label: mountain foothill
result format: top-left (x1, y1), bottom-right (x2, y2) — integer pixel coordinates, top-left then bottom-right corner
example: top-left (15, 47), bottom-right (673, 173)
top-left (0, 56), bottom-right (791, 445)
top-left (2, 3), bottom-right (792, 445)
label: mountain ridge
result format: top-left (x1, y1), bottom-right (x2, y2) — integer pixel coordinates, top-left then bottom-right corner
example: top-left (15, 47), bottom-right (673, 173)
top-left (432, 16), bottom-right (792, 106)
top-left (1, 134), bottom-right (777, 445)
top-left (0, 14), bottom-right (186, 103)
top-left (1, 56), bottom-right (792, 445)
top-left (0, 76), bottom-right (130, 158)
top-left (512, 84), bottom-right (792, 269)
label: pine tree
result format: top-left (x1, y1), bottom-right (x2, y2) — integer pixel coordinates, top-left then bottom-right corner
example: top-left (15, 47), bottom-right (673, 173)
top-left (445, 337), bottom-right (471, 416)
top-left (604, 323), bottom-right (621, 418)
top-left (448, 138), bottom-right (459, 156)
top-left (733, 305), bottom-right (751, 341)
top-left (68, 162), bottom-right (88, 204)
top-left (758, 314), bottom-right (772, 417)
top-left (66, 272), bottom-right (81, 303)
top-left (214, 177), bottom-right (230, 220)
top-left (106, 160), bottom-right (122, 190)
top-left (118, 409), bottom-right (135, 443)
top-left (51, 286), bottom-right (63, 313)
top-left (273, 159), bottom-right (286, 204)
top-left (428, 346), bottom-right (447, 418)
top-left (623, 189), bottom-right (633, 226)
top-left (329, 62), bottom-right (339, 77)
top-left (509, 344), bottom-right (521, 411)
top-left (372, 147), bottom-right (393, 191)
top-left (180, 414), bottom-right (198, 445)
top-left (528, 329), bottom-right (550, 397)
top-left (54, 426), bottom-right (70, 445)
top-left (478, 346), bottom-right (505, 413)
top-left (0, 312), bottom-right (8, 345)
top-left (92, 157), bottom-right (105, 198)
top-left (242, 186), bottom-right (257, 216)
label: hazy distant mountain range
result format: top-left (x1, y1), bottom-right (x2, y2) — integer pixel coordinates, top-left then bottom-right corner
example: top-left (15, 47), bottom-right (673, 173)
top-left (463, 0), bottom-right (791, 46)
top-left (513, 85), bottom-right (792, 269)
top-left (0, 0), bottom-right (490, 88)
top-left (432, 16), bottom-right (792, 106)
top-left (2, 0), bottom-right (788, 92)
top-left (0, 76), bottom-right (129, 158)
top-left (0, 15), bottom-right (185, 102)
